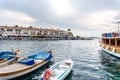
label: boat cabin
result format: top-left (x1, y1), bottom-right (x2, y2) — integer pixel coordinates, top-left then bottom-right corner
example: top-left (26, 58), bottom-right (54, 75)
top-left (101, 32), bottom-right (120, 53)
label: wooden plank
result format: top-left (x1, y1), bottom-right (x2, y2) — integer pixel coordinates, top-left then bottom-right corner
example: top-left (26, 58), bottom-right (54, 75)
top-left (0, 60), bottom-right (45, 77)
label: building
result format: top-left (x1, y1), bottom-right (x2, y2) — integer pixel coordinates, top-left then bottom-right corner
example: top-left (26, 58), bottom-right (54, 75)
top-left (0, 25), bottom-right (71, 40)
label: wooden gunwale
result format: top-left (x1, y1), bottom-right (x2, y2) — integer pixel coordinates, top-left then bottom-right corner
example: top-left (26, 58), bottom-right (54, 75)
top-left (0, 59), bottom-right (7, 63)
top-left (102, 44), bottom-right (120, 53)
top-left (0, 60), bottom-right (45, 77)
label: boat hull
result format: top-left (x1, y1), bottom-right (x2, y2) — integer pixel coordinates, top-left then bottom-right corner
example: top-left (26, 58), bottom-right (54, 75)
top-left (40, 59), bottom-right (73, 80)
top-left (0, 51), bottom-right (53, 80)
top-left (58, 67), bottom-right (72, 80)
top-left (0, 60), bottom-right (49, 80)
top-left (101, 47), bottom-right (120, 59)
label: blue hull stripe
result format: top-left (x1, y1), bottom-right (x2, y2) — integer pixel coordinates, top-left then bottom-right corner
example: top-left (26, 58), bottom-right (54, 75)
top-left (57, 67), bottom-right (71, 79)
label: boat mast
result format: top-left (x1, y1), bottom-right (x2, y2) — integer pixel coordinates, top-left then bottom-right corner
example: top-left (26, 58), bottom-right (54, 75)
top-left (118, 21), bottom-right (120, 32)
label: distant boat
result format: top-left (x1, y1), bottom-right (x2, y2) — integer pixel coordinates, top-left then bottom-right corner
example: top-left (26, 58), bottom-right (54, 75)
top-left (40, 59), bottom-right (73, 80)
top-left (0, 51), bottom-right (53, 80)
top-left (0, 51), bottom-right (16, 67)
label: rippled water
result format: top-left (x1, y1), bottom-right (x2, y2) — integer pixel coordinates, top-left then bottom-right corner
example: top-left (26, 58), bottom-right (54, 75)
top-left (1, 39), bottom-right (120, 80)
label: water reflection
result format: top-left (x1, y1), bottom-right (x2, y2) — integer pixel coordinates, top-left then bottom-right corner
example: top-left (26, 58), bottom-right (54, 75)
top-left (99, 50), bottom-right (120, 80)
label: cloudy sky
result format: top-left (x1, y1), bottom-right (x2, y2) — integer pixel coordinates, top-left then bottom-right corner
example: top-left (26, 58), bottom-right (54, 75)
top-left (0, 0), bottom-right (120, 37)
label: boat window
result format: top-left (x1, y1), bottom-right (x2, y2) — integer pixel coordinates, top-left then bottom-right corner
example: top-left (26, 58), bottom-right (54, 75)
top-left (117, 39), bottom-right (120, 46)
top-left (111, 39), bottom-right (115, 46)
top-left (106, 39), bottom-right (109, 45)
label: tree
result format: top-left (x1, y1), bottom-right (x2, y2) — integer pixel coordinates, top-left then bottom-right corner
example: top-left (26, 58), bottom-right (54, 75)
top-left (29, 26), bottom-right (33, 28)
top-left (76, 35), bottom-right (80, 39)
top-left (67, 29), bottom-right (73, 37)
top-left (15, 25), bottom-right (19, 27)
top-left (67, 29), bottom-right (71, 32)
top-left (68, 32), bottom-right (73, 37)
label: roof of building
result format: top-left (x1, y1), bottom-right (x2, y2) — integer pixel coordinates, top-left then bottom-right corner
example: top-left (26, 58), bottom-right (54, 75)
top-left (0, 25), bottom-right (58, 32)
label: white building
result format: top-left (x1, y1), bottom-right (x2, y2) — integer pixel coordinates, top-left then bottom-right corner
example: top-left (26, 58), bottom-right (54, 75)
top-left (0, 25), bottom-right (70, 40)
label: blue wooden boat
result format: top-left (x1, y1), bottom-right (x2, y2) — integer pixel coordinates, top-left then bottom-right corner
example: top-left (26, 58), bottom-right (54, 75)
top-left (0, 51), bottom-right (53, 80)
top-left (40, 59), bottom-right (73, 80)
top-left (0, 51), bottom-right (16, 66)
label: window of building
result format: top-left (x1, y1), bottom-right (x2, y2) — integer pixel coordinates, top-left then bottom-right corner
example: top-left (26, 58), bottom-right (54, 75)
top-left (10, 29), bottom-right (13, 31)
top-left (1, 28), bottom-right (4, 31)
top-left (44, 31), bottom-right (47, 35)
top-left (15, 29), bottom-right (21, 31)
top-left (37, 33), bottom-right (40, 35)
top-left (55, 31), bottom-right (59, 35)
top-left (39, 31), bottom-right (42, 35)
top-left (19, 30), bottom-right (21, 32)
top-left (7, 29), bottom-right (9, 31)
top-left (15, 29), bottom-right (18, 31)
top-left (7, 28), bottom-right (13, 31)
top-left (0, 28), bottom-right (2, 31)
top-left (50, 32), bottom-right (53, 35)
top-left (23, 32), bottom-right (28, 34)
top-left (31, 31), bottom-right (36, 35)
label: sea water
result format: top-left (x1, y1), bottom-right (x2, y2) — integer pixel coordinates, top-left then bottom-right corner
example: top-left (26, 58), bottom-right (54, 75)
top-left (0, 39), bottom-right (120, 80)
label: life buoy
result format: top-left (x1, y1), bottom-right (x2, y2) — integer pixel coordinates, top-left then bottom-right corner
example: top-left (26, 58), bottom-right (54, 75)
top-left (43, 69), bottom-right (51, 80)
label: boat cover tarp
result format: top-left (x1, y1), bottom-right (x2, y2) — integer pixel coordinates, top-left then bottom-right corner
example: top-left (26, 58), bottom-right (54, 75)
top-left (18, 58), bottom-right (34, 65)
top-left (0, 51), bottom-right (16, 60)
top-left (28, 51), bottom-right (52, 61)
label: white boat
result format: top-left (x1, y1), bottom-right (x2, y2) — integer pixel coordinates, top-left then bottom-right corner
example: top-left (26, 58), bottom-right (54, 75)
top-left (40, 59), bottom-right (73, 80)
top-left (0, 51), bottom-right (53, 80)
top-left (0, 51), bottom-right (16, 67)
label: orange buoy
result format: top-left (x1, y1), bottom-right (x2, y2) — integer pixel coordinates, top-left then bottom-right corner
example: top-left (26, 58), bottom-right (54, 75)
top-left (43, 69), bottom-right (51, 80)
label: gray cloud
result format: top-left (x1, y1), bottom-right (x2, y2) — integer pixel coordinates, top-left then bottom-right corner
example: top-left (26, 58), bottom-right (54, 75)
top-left (0, 0), bottom-right (120, 36)
top-left (71, 0), bottom-right (120, 12)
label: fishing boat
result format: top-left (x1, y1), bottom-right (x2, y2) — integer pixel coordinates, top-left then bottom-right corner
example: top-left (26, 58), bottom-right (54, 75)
top-left (0, 51), bottom-right (52, 80)
top-left (0, 51), bottom-right (16, 67)
top-left (40, 59), bottom-right (73, 80)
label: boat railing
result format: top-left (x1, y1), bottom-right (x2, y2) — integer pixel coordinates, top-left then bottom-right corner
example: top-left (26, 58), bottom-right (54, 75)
top-left (102, 44), bottom-right (120, 53)
top-left (112, 48), bottom-right (115, 52)
top-left (106, 46), bottom-right (109, 49)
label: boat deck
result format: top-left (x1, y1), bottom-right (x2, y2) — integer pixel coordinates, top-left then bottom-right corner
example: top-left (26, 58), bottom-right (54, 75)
top-left (49, 63), bottom-right (70, 79)
top-left (0, 60), bottom-right (43, 74)
top-left (0, 63), bottom-right (29, 73)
